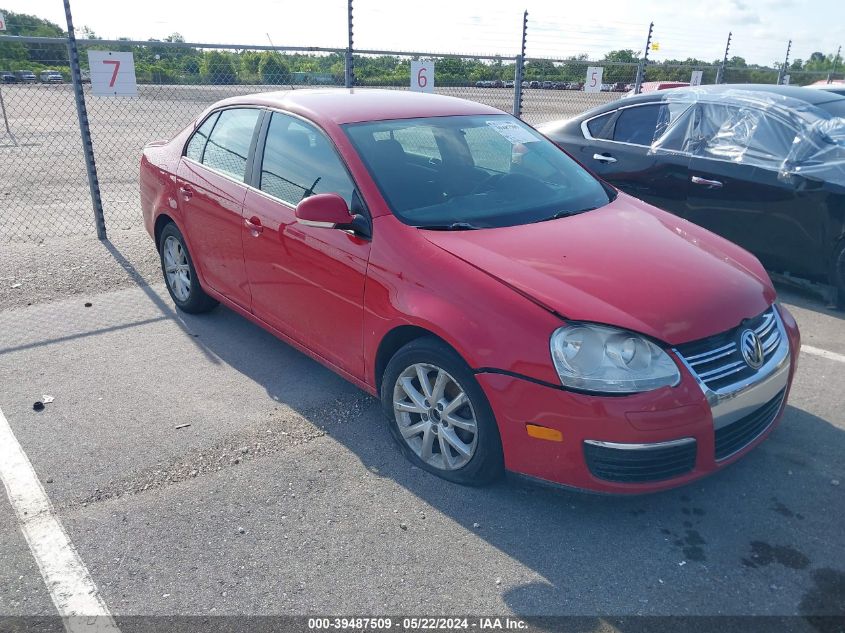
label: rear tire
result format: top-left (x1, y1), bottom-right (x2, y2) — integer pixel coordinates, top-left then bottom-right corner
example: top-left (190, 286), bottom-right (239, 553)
top-left (158, 222), bottom-right (218, 314)
top-left (381, 337), bottom-right (504, 486)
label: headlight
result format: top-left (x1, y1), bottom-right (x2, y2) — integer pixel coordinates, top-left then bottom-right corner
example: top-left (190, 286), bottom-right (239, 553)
top-left (550, 324), bottom-right (680, 394)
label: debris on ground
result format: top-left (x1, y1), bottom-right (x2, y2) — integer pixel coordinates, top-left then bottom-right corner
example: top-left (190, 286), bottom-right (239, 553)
top-left (399, 523), bottom-right (408, 531)
top-left (84, 302), bottom-right (93, 307)
top-left (175, 423), bottom-right (191, 430)
top-left (42, 395), bottom-right (54, 404)
top-left (237, 527), bottom-right (246, 534)
top-left (11, 283), bottom-right (21, 289)
top-left (32, 401), bottom-right (45, 412)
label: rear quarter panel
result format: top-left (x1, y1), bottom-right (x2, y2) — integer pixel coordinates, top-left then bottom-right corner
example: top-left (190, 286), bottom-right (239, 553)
top-left (140, 126), bottom-right (193, 243)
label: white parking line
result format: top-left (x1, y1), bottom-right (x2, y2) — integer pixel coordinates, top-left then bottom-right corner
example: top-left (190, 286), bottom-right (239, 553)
top-left (0, 407), bottom-right (120, 633)
top-left (801, 344), bottom-right (845, 364)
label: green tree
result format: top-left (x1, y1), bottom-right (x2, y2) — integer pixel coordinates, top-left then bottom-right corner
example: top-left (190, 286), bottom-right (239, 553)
top-left (604, 49), bottom-right (639, 63)
top-left (202, 50), bottom-right (237, 84)
top-left (259, 52), bottom-right (289, 85)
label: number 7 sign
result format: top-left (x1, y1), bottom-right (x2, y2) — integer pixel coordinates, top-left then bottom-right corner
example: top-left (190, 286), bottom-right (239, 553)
top-left (88, 51), bottom-right (137, 96)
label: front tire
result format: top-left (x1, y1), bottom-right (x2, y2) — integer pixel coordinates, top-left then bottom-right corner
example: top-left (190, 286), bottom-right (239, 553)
top-left (832, 240), bottom-right (845, 309)
top-left (158, 222), bottom-right (218, 314)
top-left (381, 338), bottom-right (504, 486)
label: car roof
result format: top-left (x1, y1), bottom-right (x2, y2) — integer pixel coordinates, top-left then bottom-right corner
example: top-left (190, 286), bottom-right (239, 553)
top-left (213, 88), bottom-right (505, 125)
top-left (557, 83), bottom-right (845, 122)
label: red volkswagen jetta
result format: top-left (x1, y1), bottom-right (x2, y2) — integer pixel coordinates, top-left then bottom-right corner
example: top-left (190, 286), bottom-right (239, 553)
top-left (141, 89), bottom-right (800, 493)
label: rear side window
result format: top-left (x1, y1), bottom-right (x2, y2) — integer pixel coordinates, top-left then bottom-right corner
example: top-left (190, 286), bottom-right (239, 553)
top-left (613, 105), bottom-right (663, 145)
top-left (463, 125), bottom-right (512, 172)
top-left (259, 112), bottom-right (355, 206)
top-left (375, 127), bottom-right (442, 162)
top-left (202, 108), bottom-right (261, 181)
top-left (185, 112), bottom-right (219, 162)
top-left (585, 112), bottom-right (615, 140)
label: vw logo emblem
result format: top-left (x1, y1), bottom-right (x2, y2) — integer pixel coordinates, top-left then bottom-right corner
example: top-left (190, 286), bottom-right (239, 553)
top-left (740, 329), bottom-right (764, 369)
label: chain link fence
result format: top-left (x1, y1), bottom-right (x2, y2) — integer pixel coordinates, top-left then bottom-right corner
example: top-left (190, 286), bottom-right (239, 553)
top-left (0, 41), bottom-right (92, 242)
top-left (1, 35), bottom-right (842, 245)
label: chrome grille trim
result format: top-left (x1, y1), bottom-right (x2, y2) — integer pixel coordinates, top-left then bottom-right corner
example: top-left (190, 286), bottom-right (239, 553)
top-left (673, 306), bottom-right (791, 433)
top-left (674, 308), bottom-right (783, 393)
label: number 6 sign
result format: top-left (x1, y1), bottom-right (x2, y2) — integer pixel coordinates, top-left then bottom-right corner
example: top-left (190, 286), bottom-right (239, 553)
top-left (410, 60), bottom-right (435, 93)
top-left (88, 51), bottom-right (137, 97)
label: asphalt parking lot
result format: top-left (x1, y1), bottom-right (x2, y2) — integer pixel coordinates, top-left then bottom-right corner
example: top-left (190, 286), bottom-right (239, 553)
top-left (1, 80), bottom-right (843, 631)
top-left (1, 246), bottom-right (843, 627)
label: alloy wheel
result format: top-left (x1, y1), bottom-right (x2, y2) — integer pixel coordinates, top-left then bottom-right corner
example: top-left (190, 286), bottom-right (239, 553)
top-left (162, 235), bottom-right (191, 302)
top-left (392, 363), bottom-right (478, 470)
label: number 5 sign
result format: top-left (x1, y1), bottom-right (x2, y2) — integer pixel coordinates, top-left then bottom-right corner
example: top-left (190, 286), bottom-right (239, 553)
top-left (88, 51), bottom-right (137, 97)
top-left (410, 60), bottom-right (434, 93)
top-left (584, 66), bottom-right (604, 93)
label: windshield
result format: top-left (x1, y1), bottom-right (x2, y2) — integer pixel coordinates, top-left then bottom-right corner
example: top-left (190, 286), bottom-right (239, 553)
top-left (344, 114), bottom-right (613, 229)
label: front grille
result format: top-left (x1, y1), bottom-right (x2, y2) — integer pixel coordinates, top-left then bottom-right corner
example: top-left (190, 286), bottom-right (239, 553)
top-left (675, 308), bottom-right (782, 392)
top-left (715, 389), bottom-right (786, 460)
top-left (584, 439), bottom-right (697, 483)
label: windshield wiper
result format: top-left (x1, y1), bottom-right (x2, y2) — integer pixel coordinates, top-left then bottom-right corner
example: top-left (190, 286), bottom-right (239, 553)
top-left (537, 207), bottom-right (599, 223)
top-left (416, 222), bottom-right (484, 231)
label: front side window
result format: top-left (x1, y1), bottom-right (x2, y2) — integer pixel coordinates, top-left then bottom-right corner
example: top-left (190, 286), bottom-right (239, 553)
top-left (259, 113), bottom-right (355, 206)
top-left (695, 104), bottom-right (798, 165)
top-left (202, 108), bottom-right (261, 181)
top-left (344, 114), bottom-right (613, 229)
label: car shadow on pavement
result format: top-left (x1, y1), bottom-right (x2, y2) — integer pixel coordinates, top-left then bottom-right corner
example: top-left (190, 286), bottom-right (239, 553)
top-left (776, 284), bottom-right (844, 322)
top-left (99, 236), bottom-right (843, 623)
top-left (167, 296), bottom-right (845, 624)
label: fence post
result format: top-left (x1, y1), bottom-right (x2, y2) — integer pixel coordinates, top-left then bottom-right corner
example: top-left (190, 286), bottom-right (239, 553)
top-left (633, 22), bottom-right (654, 95)
top-left (63, 0), bottom-right (106, 240)
top-left (512, 10), bottom-right (527, 118)
top-left (716, 31), bottom-right (732, 84)
top-left (0, 85), bottom-right (18, 146)
top-left (828, 45), bottom-right (841, 83)
top-left (777, 39), bottom-right (792, 85)
top-left (345, 0), bottom-right (354, 88)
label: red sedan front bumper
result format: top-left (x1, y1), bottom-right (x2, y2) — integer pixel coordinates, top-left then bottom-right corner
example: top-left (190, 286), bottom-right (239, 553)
top-left (477, 305), bottom-right (801, 494)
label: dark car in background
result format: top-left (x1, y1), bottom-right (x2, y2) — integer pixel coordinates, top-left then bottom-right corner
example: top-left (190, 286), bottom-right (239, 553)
top-left (13, 70), bottom-right (37, 83)
top-left (1, 70), bottom-right (16, 83)
top-left (539, 85), bottom-right (845, 302)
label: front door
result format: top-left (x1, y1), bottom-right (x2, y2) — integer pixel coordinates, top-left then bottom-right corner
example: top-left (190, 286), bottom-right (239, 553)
top-left (242, 112), bottom-right (371, 379)
top-left (683, 103), bottom-right (828, 277)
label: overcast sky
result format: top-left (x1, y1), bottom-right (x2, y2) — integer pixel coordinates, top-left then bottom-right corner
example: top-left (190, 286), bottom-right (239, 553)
top-left (4, 0), bottom-right (842, 67)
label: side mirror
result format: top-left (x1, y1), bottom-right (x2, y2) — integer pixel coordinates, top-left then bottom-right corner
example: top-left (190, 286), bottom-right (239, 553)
top-left (295, 193), bottom-right (354, 229)
top-left (294, 193), bottom-right (371, 238)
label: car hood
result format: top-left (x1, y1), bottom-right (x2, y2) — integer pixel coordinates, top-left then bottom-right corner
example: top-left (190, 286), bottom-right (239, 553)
top-left (420, 194), bottom-right (775, 345)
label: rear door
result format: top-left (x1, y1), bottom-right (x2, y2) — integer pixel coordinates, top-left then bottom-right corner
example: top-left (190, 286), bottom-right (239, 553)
top-left (242, 111), bottom-right (371, 378)
top-left (177, 107), bottom-right (262, 309)
top-left (572, 102), bottom-right (692, 214)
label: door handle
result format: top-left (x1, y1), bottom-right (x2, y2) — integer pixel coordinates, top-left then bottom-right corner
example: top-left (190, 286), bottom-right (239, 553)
top-left (179, 185), bottom-right (193, 199)
top-left (244, 216), bottom-right (263, 235)
top-left (691, 176), bottom-right (723, 188)
top-left (592, 153), bottom-right (617, 164)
